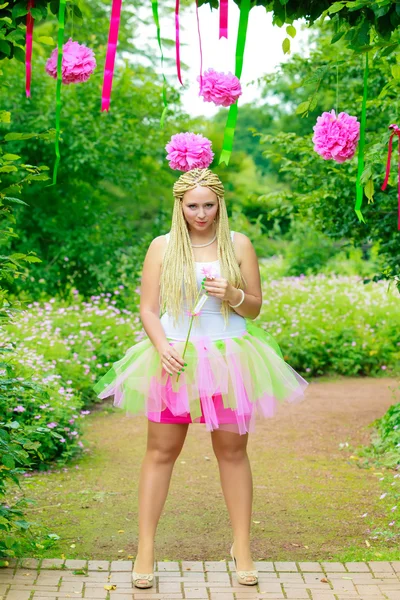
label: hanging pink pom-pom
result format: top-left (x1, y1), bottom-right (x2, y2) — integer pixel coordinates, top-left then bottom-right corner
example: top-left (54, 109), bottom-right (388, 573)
top-left (45, 38), bottom-right (96, 84)
top-left (198, 68), bottom-right (242, 107)
top-left (166, 132), bottom-right (214, 171)
top-left (312, 109), bottom-right (360, 163)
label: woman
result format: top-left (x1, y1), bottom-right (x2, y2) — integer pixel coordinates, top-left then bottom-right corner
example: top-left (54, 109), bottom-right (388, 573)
top-left (93, 168), bottom-right (308, 590)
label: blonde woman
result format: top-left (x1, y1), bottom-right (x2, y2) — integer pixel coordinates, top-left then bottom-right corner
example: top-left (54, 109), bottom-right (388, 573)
top-left (94, 168), bottom-right (308, 590)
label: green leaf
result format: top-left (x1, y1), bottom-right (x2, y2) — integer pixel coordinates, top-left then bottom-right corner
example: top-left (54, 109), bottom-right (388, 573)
top-left (0, 40), bottom-right (11, 56)
top-left (309, 96), bottom-right (318, 111)
top-left (73, 4), bottom-right (83, 19)
top-left (331, 30), bottom-right (345, 44)
top-left (4, 132), bottom-right (35, 141)
top-left (0, 165), bottom-right (18, 173)
top-left (2, 454), bottom-right (15, 469)
top-left (13, 45), bottom-right (25, 63)
top-left (23, 254), bottom-right (42, 263)
top-left (364, 178), bottom-right (374, 202)
top-left (0, 110), bottom-right (11, 123)
top-left (360, 166), bottom-right (372, 185)
top-left (295, 100), bottom-right (310, 115)
top-left (0, 3), bottom-right (9, 8)
top-left (30, 7), bottom-right (44, 19)
top-left (38, 36), bottom-right (55, 46)
top-left (11, 3), bottom-right (28, 19)
top-left (3, 154), bottom-right (20, 161)
top-left (328, 2), bottom-right (345, 14)
top-left (4, 536), bottom-right (15, 548)
top-left (3, 197), bottom-right (28, 205)
top-left (286, 25), bottom-right (296, 38)
top-left (26, 173), bottom-right (50, 181)
top-left (50, 0), bottom-right (59, 15)
top-left (282, 37), bottom-right (290, 55)
top-left (391, 64), bottom-right (400, 79)
top-left (6, 29), bottom-right (25, 42)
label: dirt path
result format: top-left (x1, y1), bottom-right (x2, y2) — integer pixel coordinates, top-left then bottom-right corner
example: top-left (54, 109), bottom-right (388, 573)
top-left (18, 378), bottom-right (399, 562)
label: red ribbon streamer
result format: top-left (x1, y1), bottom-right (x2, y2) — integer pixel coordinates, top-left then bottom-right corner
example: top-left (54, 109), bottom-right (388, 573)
top-left (25, 0), bottom-right (34, 98)
top-left (381, 124), bottom-right (400, 231)
top-left (195, 0), bottom-right (203, 94)
top-left (101, 0), bottom-right (123, 112)
top-left (219, 0), bottom-right (228, 39)
top-left (175, 0), bottom-right (183, 85)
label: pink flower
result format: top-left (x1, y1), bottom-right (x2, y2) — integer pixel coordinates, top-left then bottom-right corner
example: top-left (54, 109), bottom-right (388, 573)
top-left (45, 38), bottom-right (96, 85)
top-left (198, 69), bottom-right (242, 107)
top-left (47, 422), bottom-right (58, 429)
top-left (201, 265), bottom-right (218, 279)
top-left (312, 109), bottom-right (360, 163)
top-left (165, 132), bottom-right (214, 172)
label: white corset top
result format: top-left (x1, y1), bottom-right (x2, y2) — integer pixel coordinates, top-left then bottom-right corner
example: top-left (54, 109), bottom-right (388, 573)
top-left (159, 230), bottom-right (247, 341)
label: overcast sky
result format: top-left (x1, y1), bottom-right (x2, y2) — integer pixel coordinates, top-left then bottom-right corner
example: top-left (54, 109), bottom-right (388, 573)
top-left (136, 4), bottom-right (312, 117)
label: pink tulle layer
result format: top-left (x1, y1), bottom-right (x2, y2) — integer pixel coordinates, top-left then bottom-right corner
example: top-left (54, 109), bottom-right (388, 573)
top-left (95, 329), bottom-right (309, 436)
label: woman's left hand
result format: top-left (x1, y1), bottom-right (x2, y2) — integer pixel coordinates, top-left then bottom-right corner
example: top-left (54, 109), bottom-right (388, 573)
top-left (202, 276), bottom-right (235, 303)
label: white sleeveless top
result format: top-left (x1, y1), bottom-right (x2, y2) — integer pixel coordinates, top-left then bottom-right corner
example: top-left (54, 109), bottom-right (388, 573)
top-left (160, 230), bottom-right (247, 341)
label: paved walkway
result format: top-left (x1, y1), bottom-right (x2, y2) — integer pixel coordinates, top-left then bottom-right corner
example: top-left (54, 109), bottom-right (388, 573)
top-left (0, 559), bottom-right (400, 600)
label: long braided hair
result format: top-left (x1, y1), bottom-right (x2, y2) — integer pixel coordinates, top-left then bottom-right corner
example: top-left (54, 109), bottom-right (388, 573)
top-left (159, 168), bottom-right (246, 329)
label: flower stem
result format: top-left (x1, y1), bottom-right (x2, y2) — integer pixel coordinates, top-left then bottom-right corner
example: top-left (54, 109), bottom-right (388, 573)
top-left (176, 285), bottom-right (204, 382)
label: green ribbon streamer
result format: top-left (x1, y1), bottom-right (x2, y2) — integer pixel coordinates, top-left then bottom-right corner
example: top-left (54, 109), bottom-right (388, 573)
top-left (151, 0), bottom-right (168, 128)
top-left (50, 0), bottom-right (66, 186)
top-left (218, 0), bottom-right (250, 166)
top-left (355, 52), bottom-right (368, 224)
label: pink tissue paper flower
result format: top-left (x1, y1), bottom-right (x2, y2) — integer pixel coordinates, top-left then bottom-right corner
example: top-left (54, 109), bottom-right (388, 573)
top-left (45, 38), bottom-right (96, 85)
top-left (201, 265), bottom-right (218, 279)
top-left (312, 109), bottom-right (360, 163)
top-left (166, 132), bottom-right (214, 172)
top-left (198, 68), bottom-right (242, 107)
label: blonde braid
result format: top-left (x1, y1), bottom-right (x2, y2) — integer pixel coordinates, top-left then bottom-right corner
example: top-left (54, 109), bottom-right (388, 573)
top-left (159, 168), bottom-right (246, 329)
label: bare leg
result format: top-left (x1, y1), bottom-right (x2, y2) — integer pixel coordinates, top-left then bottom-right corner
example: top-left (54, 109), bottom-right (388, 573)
top-left (211, 429), bottom-right (256, 578)
top-left (134, 420), bottom-right (189, 580)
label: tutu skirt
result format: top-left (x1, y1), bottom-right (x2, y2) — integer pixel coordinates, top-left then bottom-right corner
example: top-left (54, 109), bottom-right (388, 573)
top-left (93, 319), bottom-right (309, 435)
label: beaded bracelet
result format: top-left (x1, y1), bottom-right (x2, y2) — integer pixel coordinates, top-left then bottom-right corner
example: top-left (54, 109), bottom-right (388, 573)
top-left (228, 288), bottom-right (245, 309)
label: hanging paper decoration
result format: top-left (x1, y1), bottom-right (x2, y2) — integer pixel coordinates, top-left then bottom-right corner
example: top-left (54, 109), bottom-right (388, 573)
top-left (50, 0), bottom-right (66, 186)
top-left (218, 0), bottom-right (250, 166)
top-left (166, 132), bottom-right (214, 171)
top-left (312, 109), bottom-right (360, 162)
top-left (175, 0), bottom-right (183, 85)
top-left (101, 0), bottom-right (122, 111)
top-left (25, 0), bottom-right (34, 98)
top-left (46, 38), bottom-right (96, 84)
top-left (198, 68), bottom-right (242, 107)
top-left (381, 124), bottom-right (400, 231)
top-left (354, 52), bottom-right (369, 224)
top-left (195, 0), bottom-right (203, 93)
top-left (219, 0), bottom-right (228, 39)
top-left (151, 0), bottom-right (168, 126)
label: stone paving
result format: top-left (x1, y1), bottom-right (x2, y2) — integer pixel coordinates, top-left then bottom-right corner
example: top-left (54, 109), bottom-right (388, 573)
top-left (0, 559), bottom-right (400, 600)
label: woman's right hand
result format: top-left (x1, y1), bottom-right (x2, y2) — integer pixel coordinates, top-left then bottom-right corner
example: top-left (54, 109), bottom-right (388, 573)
top-left (157, 342), bottom-right (186, 375)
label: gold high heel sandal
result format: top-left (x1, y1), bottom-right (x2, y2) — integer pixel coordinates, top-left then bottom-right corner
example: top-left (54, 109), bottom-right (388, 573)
top-left (230, 544), bottom-right (258, 586)
top-left (132, 560), bottom-right (155, 589)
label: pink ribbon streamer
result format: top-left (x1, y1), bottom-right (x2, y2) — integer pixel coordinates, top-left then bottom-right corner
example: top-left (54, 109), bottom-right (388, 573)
top-left (381, 123), bottom-right (400, 231)
top-left (175, 0), bottom-right (183, 85)
top-left (101, 0), bottom-right (123, 112)
top-left (219, 0), bottom-right (228, 39)
top-left (195, 0), bottom-right (203, 94)
top-left (25, 0), bottom-right (34, 98)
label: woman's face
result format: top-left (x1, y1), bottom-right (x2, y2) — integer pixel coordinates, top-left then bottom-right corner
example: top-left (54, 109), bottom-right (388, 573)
top-left (181, 185), bottom-right (219, 234)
